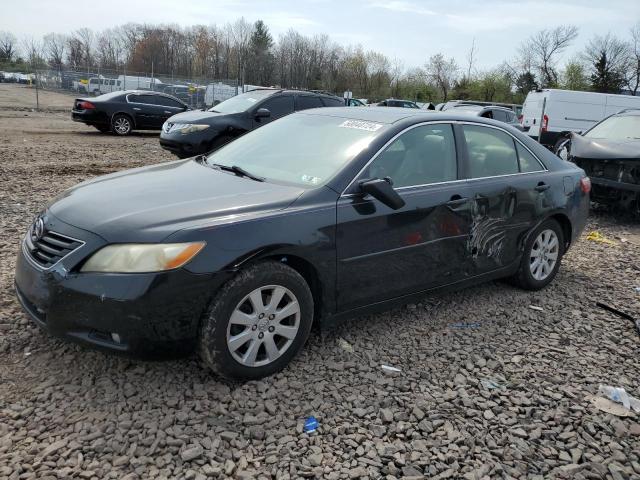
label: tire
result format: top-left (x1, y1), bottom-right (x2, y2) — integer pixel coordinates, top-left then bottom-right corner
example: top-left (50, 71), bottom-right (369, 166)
top-left (111, 114), bottom-right (133, 136)
top-left (554, 137), bottom-right (571, 160)
top-left (511, 219), bottom-right (564, 291)
top-left (199, 261), bottom-right (314, 380)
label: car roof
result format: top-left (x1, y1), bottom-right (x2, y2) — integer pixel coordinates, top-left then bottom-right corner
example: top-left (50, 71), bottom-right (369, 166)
top-left (300, 106), bottom-right (519, 126)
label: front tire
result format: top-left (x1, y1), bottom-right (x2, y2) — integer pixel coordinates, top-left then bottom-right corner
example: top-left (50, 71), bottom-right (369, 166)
top-left (199, 261), bottom-right (314, 380)
top-left (511, 219), bottom-right (564, 290)
top-left (111, 114), bottom-right (133, 136)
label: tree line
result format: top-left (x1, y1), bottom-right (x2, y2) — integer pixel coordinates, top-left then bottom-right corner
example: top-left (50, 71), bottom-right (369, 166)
top-left (1, 19), bottom-right (639, 103)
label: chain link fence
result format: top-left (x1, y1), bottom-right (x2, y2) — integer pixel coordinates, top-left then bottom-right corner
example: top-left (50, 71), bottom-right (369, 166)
top-left (1, 65), bottom-right (243, 111)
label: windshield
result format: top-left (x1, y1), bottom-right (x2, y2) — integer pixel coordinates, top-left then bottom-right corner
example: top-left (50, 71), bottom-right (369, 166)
top-left (205, 113), bottom-right (386, 187)
top-left (585, 114), bottom-right (640, 140)
top-left (209, 90), bottom-right (276, 114)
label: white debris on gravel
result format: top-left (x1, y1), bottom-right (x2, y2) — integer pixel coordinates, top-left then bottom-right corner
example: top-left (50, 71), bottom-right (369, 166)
top-left (0, 86), bottom-right (640, 479)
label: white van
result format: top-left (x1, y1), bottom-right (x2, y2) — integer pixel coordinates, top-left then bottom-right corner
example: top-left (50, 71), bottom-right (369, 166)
top-left (87, 76), bottom-right (122, 95)
top-left (521, 89), bottom-right (640, 149)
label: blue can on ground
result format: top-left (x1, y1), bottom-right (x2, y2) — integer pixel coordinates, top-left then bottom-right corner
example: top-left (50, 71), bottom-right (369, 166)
top-left (304, 416), bottom-right (319, 433)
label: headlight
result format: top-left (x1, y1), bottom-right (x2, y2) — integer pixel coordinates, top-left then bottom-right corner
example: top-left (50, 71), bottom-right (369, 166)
top-left (81, 242), bottom-right (205, 273)
top-left (178, 123), bottom-right (210, 134)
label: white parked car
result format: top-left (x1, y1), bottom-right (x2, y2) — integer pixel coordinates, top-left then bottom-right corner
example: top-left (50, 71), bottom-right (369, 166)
top-left (521, 89), bottom-right (640, 150)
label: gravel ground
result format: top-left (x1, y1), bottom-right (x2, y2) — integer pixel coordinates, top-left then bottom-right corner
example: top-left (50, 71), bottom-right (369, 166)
top-left (1, 84), bottom-right (640, 480)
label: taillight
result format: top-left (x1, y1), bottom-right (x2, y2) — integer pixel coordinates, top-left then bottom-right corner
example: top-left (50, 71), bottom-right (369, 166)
top-left (541, 114), bottom-right (549, 132)
top-left (580, 177), bottom-right (591, 194)
top-left (78, 101), bottom-right (95, 110)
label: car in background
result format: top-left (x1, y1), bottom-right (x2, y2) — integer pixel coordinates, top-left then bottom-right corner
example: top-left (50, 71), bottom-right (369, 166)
top-left (374, 99), bottom-right (420, 108)
top-left (449, 104), bottom-right (523, 130)
top-left (520, 88), bottom-right (640, 150)
top-left (556, 109), bottom-right (640, 214)
top-left (160, 89), bottom-right (344, 158)
top-left (71, 90), bottom-right (189, 135)
top-left (346, 98), bottom-right (366, 106)
top-left (15, 107), bottom-right (590, 380)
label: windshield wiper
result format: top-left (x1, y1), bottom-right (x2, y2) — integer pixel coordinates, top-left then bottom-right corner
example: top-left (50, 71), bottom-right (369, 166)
top-left (211, 163), bottom-right (264, 182)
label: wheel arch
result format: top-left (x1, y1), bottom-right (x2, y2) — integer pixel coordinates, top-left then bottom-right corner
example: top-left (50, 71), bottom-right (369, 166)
top-left (548, 212), bottom-right (572, 251)
top-left (111, 111), bottom-right (136, 128)
top-left (228, 247), bottom-right (327, 325)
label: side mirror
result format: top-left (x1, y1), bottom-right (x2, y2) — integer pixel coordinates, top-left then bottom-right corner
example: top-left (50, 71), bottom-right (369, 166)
top-left (359, 178), bottom-right (405, 210)
top-left (255, 108), bottom-right (271, 119)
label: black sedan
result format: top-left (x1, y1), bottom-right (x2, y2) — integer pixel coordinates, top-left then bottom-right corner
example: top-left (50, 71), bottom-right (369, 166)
top-left (556, 109), bottom-right (640, 214)
top-left (71, 90), bottom-right (189, 135)
top-left (159, 89), bottom-right (344, 158)
top-left (15, 108), bottom-right (590, 379)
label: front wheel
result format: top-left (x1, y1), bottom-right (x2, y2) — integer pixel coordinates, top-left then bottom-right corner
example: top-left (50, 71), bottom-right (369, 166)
top-left (199, 261), bottom-right (314, 380)
top-left (511, 219), bottom-right (564, 290)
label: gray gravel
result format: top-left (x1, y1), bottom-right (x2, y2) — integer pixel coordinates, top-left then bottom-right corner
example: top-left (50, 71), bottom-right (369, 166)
top-left (1, 85), bottom-right (640, 479)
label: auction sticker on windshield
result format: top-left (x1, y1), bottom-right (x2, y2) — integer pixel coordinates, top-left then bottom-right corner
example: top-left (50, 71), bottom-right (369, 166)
top-left (339, 120), bottom-right (383, 132)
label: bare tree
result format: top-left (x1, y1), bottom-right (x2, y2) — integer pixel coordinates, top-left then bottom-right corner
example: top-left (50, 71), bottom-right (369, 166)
top-left (0, 31), bottom-right (17, 62)
top-left (425, 53), bottom-right (458, 101)
top-left (519, 25), bottom-right (578, 87)
top-left (21, 36), bottom-right (44, 67)
top-left (232, 18), bottom-right (253, 85)
top-left (583, 33), bottom-right (629, 93)
top-left (466, 37), bottom-right (477, 80)
top-left (43, 33), bottom-right (66, 67)
top-left (626, 23), bottom-right (640, 95)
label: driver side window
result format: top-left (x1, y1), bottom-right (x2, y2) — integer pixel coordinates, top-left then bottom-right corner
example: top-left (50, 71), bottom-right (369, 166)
top-left (362, 124), bottom-right (457, 188)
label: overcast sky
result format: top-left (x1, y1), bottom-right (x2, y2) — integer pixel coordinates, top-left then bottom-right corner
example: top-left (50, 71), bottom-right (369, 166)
top-left (2, 0), bottom-right (639, 70)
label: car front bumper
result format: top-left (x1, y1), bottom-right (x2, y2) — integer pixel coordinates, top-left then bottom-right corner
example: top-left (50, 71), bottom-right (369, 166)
top-left (159, 130), bottom-right (216, 156)
top-left (14, 233), bottom-right (226, 358)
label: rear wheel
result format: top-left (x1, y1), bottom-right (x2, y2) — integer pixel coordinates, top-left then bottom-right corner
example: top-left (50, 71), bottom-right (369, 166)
top-left (111, 114), bottom-right (132, 136)
top-left (511, 219), bottom-right (564, 290)
top-left (199, 261), bottom-right (314, 380)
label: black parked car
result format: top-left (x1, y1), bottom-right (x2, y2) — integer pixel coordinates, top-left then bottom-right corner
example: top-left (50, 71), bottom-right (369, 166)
top-left (160, 89), bottom-right (344, 158)
top-left (15, 108), bottom-right (590, 379)
top-left (449, 104), bottom-right (523, 130)
top-left (71, 90), bottom-right (189, 135)
top-left (375, 99), bottom-right (420, 108)
top-left (556, 109), bottom-right (640, 213)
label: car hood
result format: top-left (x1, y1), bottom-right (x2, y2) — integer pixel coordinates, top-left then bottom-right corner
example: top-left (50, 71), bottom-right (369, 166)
top-left (571, 133), bottom-right (640, 160)
top-left (166, 110), bottom-right (243, 124)
top-left (49, 159), bottom-right (305, 242)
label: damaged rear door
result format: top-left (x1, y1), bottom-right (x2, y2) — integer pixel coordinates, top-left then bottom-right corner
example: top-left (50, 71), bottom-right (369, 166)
top-left (335, 122), bottom-right (473, 311)
top-left (460, 123), bottom-right (550, 274)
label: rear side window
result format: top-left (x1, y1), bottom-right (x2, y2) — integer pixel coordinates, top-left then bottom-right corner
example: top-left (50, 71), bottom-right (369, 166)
top-left (492, 110), bottom-right (508, 122)
top-left (363, 124), bottom-right (457, 188)
top-left (296, 96), bottom-right (323, 111)
top-left (261, 95), bottom-right (294, 119)
top-left (129, 95), bottom-right (159, 105)
top-left (516, 143), bottom-right (544, 172)
top-left (463, 125), bottom-right (519, 178)
top-left (156, 96), bottom-right (184, 108)
top-left (321, 97), bottom-right (344, 107)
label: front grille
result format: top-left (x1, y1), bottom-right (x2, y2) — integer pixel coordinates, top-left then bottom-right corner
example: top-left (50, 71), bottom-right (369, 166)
top-left (26, 231), bottom-right (83, 268)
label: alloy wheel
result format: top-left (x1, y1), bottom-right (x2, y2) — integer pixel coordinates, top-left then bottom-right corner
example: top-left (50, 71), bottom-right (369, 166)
top-left (114, 117), bottom-right (131, 135)
top-left (226, 285), bottom-right (300, 367)
top-left (529, 229), bottom-right (559, 281)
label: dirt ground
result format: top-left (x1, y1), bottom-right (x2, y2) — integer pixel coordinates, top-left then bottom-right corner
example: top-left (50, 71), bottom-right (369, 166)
top-left (0, 83), bottom-right (639, 480)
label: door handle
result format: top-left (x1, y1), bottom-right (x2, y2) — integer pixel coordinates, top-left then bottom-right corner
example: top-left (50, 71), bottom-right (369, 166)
top-left (535, 182), bottom-right (550, 192)
top-left (446, 195), bottom-right (469, 206)
top-left (164, 111), bottom-right (172, 114)
top-left (132, 107), bottom-right (141, 111)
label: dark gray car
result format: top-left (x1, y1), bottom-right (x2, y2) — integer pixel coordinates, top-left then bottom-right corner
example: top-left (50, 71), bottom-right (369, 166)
top-left (450, 104), bottom-right (523, 130)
